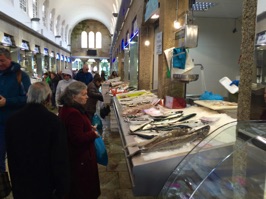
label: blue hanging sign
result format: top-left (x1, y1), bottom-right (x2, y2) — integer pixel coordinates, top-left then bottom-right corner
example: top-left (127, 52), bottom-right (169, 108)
top-left (144, 0), bottom-right (159, 22)
top-left (61, 55), bottom-right (64, 61)
top-left (44, 48), bottom-right (49, 56)
top-left (34, 46), bottom-right (40, 54)
top-left (56, 53), bottom-right (60, 60)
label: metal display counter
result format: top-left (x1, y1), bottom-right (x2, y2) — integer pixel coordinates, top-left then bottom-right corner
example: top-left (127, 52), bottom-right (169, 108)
top-left (158, 121), bottom-right (266, 199)
top-left (112, 97), bottom-right (237, 196)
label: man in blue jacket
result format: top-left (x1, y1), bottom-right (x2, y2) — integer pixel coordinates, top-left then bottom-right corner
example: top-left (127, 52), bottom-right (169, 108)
top-left (0, 47), bottom-right (31, 173)
top-left (75, 64), bottom-right (93, 85)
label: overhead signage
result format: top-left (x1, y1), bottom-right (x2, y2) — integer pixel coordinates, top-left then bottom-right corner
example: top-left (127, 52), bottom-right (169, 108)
top-left (56, 53), bottom-right (60, 60)
top-left (21, 41), bottom-right (29, 50)
top-left (50, 51), bottom-right (55, 57)
top-left (2, 35), bottom-right (12, 46)
top-left (44, 48), bottom-right (49, 56)
top-left (34, 45), bottom-right (40, 54)
top-left (61, 55), bottom-right (64, 61)
top-left (144, 0), bottom-right (159, 22)
top-left (256, 31), bottom-right (266, 45)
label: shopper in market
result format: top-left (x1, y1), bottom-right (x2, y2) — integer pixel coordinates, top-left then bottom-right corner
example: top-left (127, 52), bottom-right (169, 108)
top-left (55, 68), bottom-right (76, 108)
top-left (58, 81), bottom-right (101, 199)
top-left (5, 81), bottom-right (70, 199)
top-left (86, 74), bottom-right (104, 121)
top-left (0, 47), bottom-right (31, 173)
top-left (100, 70), bottom-right (106, 81)
top-left (108, 71), bottom-right (118, 79)
top-left (49, 71), bottom-right (60, 110)
top-left (75, 64), bottom-right (93, 85)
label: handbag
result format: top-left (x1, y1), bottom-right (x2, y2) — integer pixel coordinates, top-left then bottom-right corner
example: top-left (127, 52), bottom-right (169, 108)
top-left (94, 136), bottom-right (108, 166)
top-left (0, 172), bottom-right (12, 198)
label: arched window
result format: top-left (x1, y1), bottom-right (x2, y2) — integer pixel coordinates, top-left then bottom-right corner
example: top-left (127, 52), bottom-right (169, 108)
top-left (96, 32), bottom-right (102, 48)
top-left (65, 25), bottom-right (69, 42)
top-left (32, 0), bottom-right (38, 18)
top-left (89, 31), bottom-right (95, 48)
top-left (61, 20), bottom-right (65, 40)
top-left (81, 31), bottom-right (87, 48)
top-left (20, 0), bottom-right (27, 12)
top-left (50, 9), bottom-right (55, 32)
top-left (42, 0), bottom-right (48, 27)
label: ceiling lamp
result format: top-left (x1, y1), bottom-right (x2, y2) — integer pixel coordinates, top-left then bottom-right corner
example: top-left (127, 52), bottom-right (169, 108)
top-left (151, 14), bottom-right (159, 19)
top-left (192, 2), bottom-right (216, 11)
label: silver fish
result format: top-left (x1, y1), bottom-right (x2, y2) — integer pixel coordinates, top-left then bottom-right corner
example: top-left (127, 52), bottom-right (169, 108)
top-left (136, 120), bottom-right (202, 132)
top-left (127, 125), bottom-right (210, 157)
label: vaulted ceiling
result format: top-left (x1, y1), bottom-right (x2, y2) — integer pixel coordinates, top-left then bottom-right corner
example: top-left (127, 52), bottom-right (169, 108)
top-left (49, 0), bottom-right (122, 34)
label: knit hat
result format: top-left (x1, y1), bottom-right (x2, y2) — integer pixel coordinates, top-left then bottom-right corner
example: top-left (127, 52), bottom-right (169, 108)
top-left (62, 69), bottom-right (73, 77)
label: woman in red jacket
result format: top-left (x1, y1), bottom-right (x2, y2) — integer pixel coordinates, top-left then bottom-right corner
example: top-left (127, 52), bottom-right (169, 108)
top-left (58, 81), bottom-right (100, 199)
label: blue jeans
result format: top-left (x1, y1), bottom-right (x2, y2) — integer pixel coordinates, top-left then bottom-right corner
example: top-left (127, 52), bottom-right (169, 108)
top-left (0, 124), bottom-right (6, 172)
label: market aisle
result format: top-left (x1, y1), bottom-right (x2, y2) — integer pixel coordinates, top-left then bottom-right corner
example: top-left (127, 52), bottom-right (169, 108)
top-left (98, 114), bottom-right (156, 199)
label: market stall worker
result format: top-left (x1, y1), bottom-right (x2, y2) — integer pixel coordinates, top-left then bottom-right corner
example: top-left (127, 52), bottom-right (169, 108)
top-left (0, 47), bottom-right (31, 172)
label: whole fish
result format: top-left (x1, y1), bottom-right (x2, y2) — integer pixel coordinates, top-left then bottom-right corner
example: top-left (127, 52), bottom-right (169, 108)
top-left (136, 120), bottom-right (201, 132)
top-left (127, 124), bottom-right (210, 158)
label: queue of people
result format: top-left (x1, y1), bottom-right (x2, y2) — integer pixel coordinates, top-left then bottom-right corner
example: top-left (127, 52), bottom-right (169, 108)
top-left (0, 48), bottom-right (111, 199)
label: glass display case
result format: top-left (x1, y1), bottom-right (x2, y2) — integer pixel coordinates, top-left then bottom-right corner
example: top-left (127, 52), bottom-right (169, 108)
top-left (158, 121), bottom-right (266, 199)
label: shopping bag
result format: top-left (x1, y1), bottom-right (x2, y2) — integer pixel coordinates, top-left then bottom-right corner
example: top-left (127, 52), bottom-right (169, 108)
top-left (0, 172), bottom-right (12, 198)
top-left (92, 114), bottom-right (103, 135)
top-left (94, 136), bottom-right (108, 166)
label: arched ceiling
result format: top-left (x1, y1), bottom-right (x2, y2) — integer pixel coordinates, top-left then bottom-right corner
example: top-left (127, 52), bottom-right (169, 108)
top-left (49, 0), bottom-right (121, 34)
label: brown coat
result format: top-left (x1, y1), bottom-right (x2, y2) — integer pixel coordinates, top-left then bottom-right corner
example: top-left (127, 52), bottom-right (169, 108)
top-left (59, 106), bottom-right (100, 199)
top-left (86, 81), bottom-right (103, 120)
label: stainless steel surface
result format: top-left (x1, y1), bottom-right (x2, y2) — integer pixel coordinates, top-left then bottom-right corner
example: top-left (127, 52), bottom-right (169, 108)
top-left (112, 97), bottom-right (186, 196)
top-left (175, 25), bottom-right (198, 48)
top-left (173, 73), bottom-right (199, 82)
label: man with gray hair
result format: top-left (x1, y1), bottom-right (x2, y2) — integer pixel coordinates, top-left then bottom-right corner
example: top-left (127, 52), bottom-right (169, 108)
top-left (5, 82), bottom-right (70, 199)
top-left (75, 64), bottom-right (93, 85)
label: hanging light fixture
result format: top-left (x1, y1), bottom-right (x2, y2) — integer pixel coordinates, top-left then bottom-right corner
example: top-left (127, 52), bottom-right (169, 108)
top-left (174, 0), bottom-right (181, 29)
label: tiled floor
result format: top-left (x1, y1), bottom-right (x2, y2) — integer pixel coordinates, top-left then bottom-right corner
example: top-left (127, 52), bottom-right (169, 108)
top-left (4, 109), bottom-right (156, 199)
top-left (97, 115), bottom-right (156, 199)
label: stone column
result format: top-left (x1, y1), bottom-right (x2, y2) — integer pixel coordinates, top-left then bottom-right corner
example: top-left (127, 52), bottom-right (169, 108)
top-left (138, 24), bottom-right (154, 90)
top-left (233, 1), bottom-right (257, 199)
top-left (31, 18), bottom-right (40, 32)
top-left (157, 0), bottom-right (188, 98)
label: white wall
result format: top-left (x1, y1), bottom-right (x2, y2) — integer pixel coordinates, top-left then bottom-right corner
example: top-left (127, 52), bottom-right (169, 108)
top-left (186, 17), bottom-right (242, 97)
top-left (0, 0), bottom-right (68, 49)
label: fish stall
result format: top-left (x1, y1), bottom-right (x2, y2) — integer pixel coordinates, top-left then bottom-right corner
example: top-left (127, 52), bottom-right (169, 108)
top-left (112, 90), bottom-right (237, 196)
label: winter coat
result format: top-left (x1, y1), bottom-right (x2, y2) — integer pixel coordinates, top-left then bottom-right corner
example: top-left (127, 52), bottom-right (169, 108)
top-left (0, 61), bottom-right (31, 125)
top-left (50, 76), bottom-right (59, 94)
top-left (86, 81), bottom-right (103, 117)
top-left (55, 79), bottom-right (76, 107)
top-left (5, 103), bottom-right (70, 199)
top-left (75, 69), bottom-right (93, 85)
top-left (58, 105), bottom-right (100, 199)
